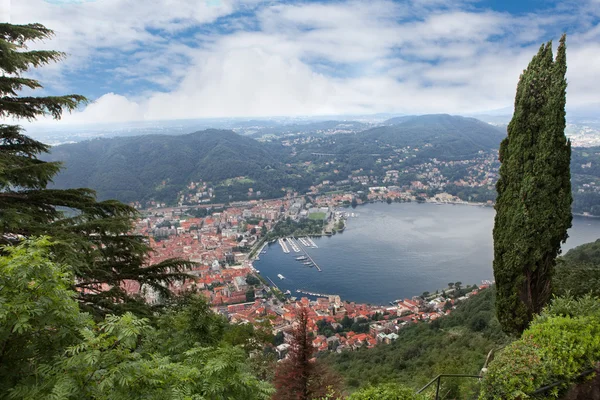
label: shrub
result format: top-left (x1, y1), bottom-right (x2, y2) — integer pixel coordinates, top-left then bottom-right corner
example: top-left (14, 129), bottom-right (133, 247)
top-left (347, 383), bottom-right (427, 400)
top-left (479, 295), bottom-right (600, 399)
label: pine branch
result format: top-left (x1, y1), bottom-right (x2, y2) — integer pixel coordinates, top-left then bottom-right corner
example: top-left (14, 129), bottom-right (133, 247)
top-left (0, 77), bottom-right (42, 96)
top-left (0, 23), bottom-right (55, 45)
top-left (0, 95), bottom-right (88, 120)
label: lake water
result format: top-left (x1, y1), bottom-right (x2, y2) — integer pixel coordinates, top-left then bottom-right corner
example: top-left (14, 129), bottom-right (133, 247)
top-left (253, 203), bottom-right (600, 305)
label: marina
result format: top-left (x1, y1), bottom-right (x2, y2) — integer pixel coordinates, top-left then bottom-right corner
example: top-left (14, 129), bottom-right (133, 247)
top-left (278, 238), bottom-right (290, 253)
top-left (295, 239), bottom-right (322, 272)
top-left (287, 237), bottom-right (301, 253)
top-left (254, 203), bottom-right (600, 305)
top-left (297, 236), bottom-right (318, 248)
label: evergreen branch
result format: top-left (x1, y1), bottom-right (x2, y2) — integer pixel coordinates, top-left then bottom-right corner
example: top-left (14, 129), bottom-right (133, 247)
top-left (0, 95), bottom-right (88, 120)
top-left (0, 77), bottom-right (42, 96)
top-left (0, 23), bottom-right (55, 45)
top-left (0, 41), bottom-right (65, 74)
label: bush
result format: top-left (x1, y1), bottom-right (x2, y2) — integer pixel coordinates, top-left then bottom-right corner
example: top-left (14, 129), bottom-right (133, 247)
top-left (347, 383), bottom-right (427, 400)
top-left (479, 295), bottom-right (600, 399)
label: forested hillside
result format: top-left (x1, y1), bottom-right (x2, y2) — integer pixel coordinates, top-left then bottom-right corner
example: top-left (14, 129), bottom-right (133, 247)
top-left (367, 114), bottom-right (506, 158)
top-left (554, 238), bottom-right (600, 298)
top-left (323, 288), bottom-right (509, 398)
top-left (45, 115), bottom-right (600, 215)
top-left (47, 129), bottom-right (304, 203)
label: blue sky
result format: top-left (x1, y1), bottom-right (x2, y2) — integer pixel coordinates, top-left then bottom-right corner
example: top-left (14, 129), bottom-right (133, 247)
top-left (4, 0), bottom-right (600, 124)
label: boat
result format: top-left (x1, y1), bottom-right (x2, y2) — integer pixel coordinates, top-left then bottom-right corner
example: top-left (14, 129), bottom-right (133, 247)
top-left (255, 256), bottom-right (260, 261)
top-left (284, 290), bottom-right (291, 295)
top-left (277, 274), bottom-right (285, 280)
top-left (296, 256), bottom-right (308, 261)
top-left (303, 261), bottom-right (313, 265)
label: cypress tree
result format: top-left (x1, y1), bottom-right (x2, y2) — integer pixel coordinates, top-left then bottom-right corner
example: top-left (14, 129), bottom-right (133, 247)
top-left (493, 34), bottom-right (572, 335)
top-left (0, 23), bottom-right (192, 316)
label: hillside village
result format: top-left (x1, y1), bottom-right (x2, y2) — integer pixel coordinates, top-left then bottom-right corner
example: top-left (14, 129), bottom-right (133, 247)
top-left (131, 193), bottom-right (490, 355)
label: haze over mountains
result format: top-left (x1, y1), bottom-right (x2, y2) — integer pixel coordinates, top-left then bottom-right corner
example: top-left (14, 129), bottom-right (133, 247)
top-left (47, 115), bottom-right (504, 202)
top-left (45, 113), bottom-right (600, 216)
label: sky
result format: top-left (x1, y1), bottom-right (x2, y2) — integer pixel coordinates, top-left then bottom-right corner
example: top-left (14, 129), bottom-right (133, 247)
top-left (3, 0), bottom-right (600, 125)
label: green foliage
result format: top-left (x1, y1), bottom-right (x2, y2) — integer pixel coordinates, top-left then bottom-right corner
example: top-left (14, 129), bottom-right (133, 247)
top-left (562, 238), bottom-right (600, 264)
top-left (324, 289), bottom-right (508, 396)
top-left (46, 130), bottom-right (297, 204)
top-left (0, 23), bottom-right (86, 120)
top-left (0, 22), bottom-right (193, 316)
top-left (479, 295), bottom-right (600, 400)
top-left (148, 294), bottom-right (227, 358)
top-left (1, 239), bottom-right (274, 399)
top-left (13, 313), bottom-right (273, 400)
top-left (347, 383), bottom-right (427, 400)
top-left (493, 35), bottom-right (572, 335)
top-left (0, 238), bottom-right (84, 392)
top-left (266, 218), bottom-right (324, 239)
top-left (554, 240), bottom-right (600, 298)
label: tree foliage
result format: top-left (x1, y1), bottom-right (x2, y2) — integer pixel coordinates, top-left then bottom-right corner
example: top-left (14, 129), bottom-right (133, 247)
top-left (479, 294), bottom-right (600, 400)
top-left (493, 35), bottom-right (572, 335)
top-left (346, 383), bottom-right (427, 400)
top-left (273, 306), bottom-right (343, 400)
top-left (0, 22), bottom-right (193, 317)
top-left (324, 289), bottom-right (508, 397)
top-left (1, 238), bottom-right (274, 399)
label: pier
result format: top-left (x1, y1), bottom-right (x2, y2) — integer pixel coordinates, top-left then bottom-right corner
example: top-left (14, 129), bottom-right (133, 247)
top-left (267, 276), bottom-right (280, 291)
top-left (296, 239), bottom-right (322, 272)
top-left (258, 242), bottom-right (267, 254)
top-left (296, 289), bottom-right (334, 298)
top-left (287, 237), bottom-right (301, 253)
top-left (297, 236), bottom-right (318, 248)
top-left (278, 238), bottom-right (290, 253)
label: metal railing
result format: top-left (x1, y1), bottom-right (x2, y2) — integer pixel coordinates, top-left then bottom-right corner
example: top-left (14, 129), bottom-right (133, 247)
top-left (528, 368), bottom-right (596, 397)
top-left (417, 374), bottom-right (482, 400)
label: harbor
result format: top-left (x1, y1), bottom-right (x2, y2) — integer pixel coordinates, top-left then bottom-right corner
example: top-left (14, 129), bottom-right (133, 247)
top-left (278, 238), bottom-right (290, 253)
top-left (297, 236), bottom-right (318, 248)
top-left (296, 239), bottom-right (322, 272)
top-left (287, 237), bottom-right (301, 253)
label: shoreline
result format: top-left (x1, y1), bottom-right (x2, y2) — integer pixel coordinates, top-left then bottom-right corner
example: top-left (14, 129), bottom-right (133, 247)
top-left (253, 201), bottom-right (598, 306)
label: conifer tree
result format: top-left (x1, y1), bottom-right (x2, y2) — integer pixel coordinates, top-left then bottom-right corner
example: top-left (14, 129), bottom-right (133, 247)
top-left (493, 34), bottom-right (572, 335)
top-left (273, 306), bottom-right (342, 400)
top-left (0, 23), bottom-right (192, 316)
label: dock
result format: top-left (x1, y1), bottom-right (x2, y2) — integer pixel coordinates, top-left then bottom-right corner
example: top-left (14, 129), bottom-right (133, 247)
top-left (267, 276), bottom-right (280, 291)
top-left (296, 289), bottom-right (334, 298)
top-left (278, 238), bottom-right (290, 253)
top-left (287, 237), bottom-right (301, 253)
top-left (297, 236), bottom-right (318, 248)
top-left (296, 239), bottom-right (322, 272)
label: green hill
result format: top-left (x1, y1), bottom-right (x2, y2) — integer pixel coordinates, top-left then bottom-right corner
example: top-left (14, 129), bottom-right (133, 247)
top-left (365, 114), bottom-right (506, 158)
top-left (323, 288), bottom-right (509, 398)
top-left (554, 239), bottom-right (600, 298)
top-left (47, 129), bottom-right (292, 203)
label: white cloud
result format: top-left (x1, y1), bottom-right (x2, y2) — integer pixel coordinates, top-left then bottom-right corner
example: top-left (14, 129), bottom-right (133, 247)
top-left (9, 0), bottom-right (600, 125)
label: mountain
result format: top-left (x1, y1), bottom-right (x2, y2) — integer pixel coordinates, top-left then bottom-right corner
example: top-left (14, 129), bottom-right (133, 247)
top-left (45, 115), bottom-right (509, 206)
top-left (248, 120), bottom-right (371, 138)
top-left (368, 114), bottom-right (506, 158)
top-left (47, 129), bottom-right (287, 203)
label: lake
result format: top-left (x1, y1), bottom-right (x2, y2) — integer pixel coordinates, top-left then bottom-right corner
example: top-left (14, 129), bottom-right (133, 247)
top-left (253, 202), bottom-right (600, 305)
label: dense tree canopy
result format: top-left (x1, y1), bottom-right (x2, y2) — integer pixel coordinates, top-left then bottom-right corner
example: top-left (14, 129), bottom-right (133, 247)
top-left (493, 35), bottom-right (572, 335)
top-left (1, 239), bottom-right (274, 399)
